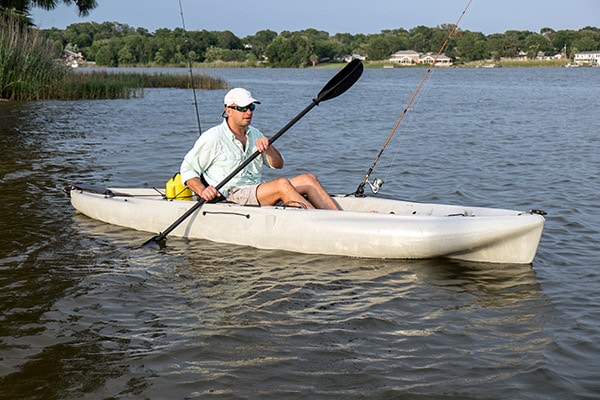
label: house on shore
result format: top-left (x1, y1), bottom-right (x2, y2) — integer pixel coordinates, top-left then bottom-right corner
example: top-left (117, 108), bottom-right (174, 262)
top-left (62, 49), bottom-right (86, 68)
top-left (573, 51), bottom-right (600, 66)
top-left (340, 54), bottom-right (367, 62)
top-left (389, 50), bottom-right (453, 66)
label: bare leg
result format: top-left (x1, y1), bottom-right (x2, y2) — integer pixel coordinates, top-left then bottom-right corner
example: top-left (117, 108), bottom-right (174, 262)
top-left (289, 174), bottom-right (340, 210)
top-left (256, 174), bottom-right (339, 210)
top-left (256, 177), bottom-right (315, 208)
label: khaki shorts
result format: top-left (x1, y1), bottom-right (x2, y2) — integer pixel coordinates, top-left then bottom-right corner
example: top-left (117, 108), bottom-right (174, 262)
top-left (226, 184), bottom-right (260, 206)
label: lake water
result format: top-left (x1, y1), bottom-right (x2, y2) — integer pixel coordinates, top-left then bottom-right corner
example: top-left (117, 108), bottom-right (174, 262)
top-left (1, 66), bottom-right (599, 399)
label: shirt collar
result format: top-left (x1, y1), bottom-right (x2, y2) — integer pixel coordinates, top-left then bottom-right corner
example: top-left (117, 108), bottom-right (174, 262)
top-left (222, 119), bottom-right (249, 141)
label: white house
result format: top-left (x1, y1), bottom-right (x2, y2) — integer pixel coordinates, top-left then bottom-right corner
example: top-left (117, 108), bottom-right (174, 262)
top-left (574, 51), bottom-right (600, 66)
top-left (389, 50), bottom-right (421, 65)
top-left (420, 53), bottom-right (453, 66)
top-left (62, 49), bottom-right (85, 68)
top-left (389, 50), bottom-right (453, 66)
top-left (342, 54), bottom-right (367, 62)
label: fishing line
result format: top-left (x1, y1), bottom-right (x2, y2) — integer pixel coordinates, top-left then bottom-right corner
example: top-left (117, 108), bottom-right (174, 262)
top-left (353, 0), bottom-right (473, 196)
top-left (379, 69), bottom-right (434, 186)
top-left (178, 0), bottom-right (202, 135)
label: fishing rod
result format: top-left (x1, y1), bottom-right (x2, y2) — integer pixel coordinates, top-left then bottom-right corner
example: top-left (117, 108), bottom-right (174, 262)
top-left (353, 0), bottom-right (473, 196)
top-left (178, 0), bottom-right (202, 135)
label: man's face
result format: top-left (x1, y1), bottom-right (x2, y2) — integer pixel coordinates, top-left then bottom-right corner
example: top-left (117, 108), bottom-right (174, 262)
top-left (225, 103), bottom-right (256, 129)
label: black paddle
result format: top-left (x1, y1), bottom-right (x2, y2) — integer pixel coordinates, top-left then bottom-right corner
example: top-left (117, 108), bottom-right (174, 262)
top-left (141, 59), bottom-right (364, 248)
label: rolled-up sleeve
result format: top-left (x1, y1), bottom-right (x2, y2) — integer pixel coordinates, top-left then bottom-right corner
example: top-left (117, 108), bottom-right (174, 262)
top-left (180, 135), bottom-right (214, 185)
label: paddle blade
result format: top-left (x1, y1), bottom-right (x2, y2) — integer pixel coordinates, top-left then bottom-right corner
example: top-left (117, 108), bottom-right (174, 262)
top-left (141, 234), bottom-right (167, 248)
top-left (315, 58), bottom-right (363, 104)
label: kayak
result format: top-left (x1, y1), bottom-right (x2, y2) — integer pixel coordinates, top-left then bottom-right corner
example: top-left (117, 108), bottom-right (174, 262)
top-left (66, 184), bottom-right (545, 264)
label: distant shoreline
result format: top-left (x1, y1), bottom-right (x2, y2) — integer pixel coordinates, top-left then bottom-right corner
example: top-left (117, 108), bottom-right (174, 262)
top-left (75, 59), bottom-right (574, 69)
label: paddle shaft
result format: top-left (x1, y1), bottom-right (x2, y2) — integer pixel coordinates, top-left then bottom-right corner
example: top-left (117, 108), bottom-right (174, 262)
top-left (142, 59), bottom-right (363, 247)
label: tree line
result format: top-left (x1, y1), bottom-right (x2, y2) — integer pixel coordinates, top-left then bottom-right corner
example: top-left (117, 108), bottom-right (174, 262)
top-left (40, 21), bottom-right (600, 67)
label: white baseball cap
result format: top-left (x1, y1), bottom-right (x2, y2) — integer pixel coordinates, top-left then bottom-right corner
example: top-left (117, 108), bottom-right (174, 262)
top-left (224, 88), bottom-right (261, 107)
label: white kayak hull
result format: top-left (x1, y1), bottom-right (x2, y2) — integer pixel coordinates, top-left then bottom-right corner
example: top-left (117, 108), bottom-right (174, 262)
top-left (68, 186), bottom-right (545, 264)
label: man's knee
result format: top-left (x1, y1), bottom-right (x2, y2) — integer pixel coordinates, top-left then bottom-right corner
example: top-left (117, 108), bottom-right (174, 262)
top-left (306, 173), bottom-right (318, 182)
top-left (297, 173), bottom-right (319, 184)
top-left (273, 177), bottom-right (294, 191)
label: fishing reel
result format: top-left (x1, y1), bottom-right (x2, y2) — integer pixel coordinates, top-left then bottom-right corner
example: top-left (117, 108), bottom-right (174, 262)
top-left (353, 177), bottom-right (384, 197)
top-left (367, 178), bottom-right (384, 194)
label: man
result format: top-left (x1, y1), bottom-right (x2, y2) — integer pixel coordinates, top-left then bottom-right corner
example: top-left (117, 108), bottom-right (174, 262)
top-left (180, 88), bottom-right (339, 210)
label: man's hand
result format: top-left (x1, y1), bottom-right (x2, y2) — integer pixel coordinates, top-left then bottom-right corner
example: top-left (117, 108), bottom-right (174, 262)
top-left (199, 185), bottom-right (221, 202)
top-left (255, 137), bottom-right (270, 153)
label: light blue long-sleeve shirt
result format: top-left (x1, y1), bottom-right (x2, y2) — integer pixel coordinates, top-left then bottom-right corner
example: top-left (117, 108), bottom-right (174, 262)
top-left (180, 119), bottom-right (279, 197)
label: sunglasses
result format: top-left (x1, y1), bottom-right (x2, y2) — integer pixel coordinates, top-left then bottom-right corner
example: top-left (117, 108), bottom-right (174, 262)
top-left (228, 104), bottom-right (256, 112)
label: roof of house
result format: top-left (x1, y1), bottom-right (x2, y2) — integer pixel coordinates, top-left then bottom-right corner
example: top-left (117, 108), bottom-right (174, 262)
top-left (391, 50), bottom-right (420, 56)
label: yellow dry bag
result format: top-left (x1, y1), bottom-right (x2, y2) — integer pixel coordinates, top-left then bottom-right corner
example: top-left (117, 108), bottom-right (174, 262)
top-left (165, 173), bottom-right (193, 200)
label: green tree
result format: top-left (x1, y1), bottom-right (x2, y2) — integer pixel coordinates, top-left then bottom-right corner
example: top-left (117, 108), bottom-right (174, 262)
top-left (183, 29), bottom-right (217, 62)
top-left (454, 30), bottom-right (487, 62)
top-left (72, 32), bottom-right (92, 48)
top-left (95, 21), bottom-right (131, 40)
top-left (409, 25), bottom-right (433, 52)
top-left (153, 27), bottom-right (181, 64)
top-left (215, 30), bottom-right (243, 50)
top-left (552, 30), bottom-right (578, 57)
top-left (95, 42), bottom-right (118, 66)
top-left (123, 33), bottom-right (150, 64)
top-left (244, 29), bottom-right (278, 59)
top-left (265, 33), bottom-right (313, 67)
top-left (486, 33), bottom-right (504, 60)
top-left (1, 0), bottom-right (97, 25)
top-left (540, 27), bottom-right (555, 42)
top-left (314, 38), bottom-right (337, 60)
top-left (153, 47), bottom-right (168, 64)
top-left (524, 32), bottom-right (553, 58)
top-left (204, 46), bottom-right (247, 62)
top-left (572, 28), bottom-right (600, 51)
top-left (500, 30), bottom-right (523, 57)
top-left (117, 45), bottom-right (136, 65)
top-left (331, 32), bottom-right (355, 55)
top-left (430, 24), bottom-right (454, 54)
top-left (365, 36), bottom-right (391, 60)
top-left (298, 28), bottom-right (330, 42)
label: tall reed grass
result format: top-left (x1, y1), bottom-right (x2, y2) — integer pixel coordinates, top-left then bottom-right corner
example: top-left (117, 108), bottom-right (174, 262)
top-left (1, 15), bottom-right (66, 100)
top-left (135, 72), bottom-right (227, 89)
top-left (53, 71), bottom-right (228, 100)
top-left (1, 15), bottom-right (227, 101)
top-left (496, 59), bottom-right (569, 68)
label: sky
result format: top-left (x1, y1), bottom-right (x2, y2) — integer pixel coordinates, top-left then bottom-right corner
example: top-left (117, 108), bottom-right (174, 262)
top-left (31, 0), bottom-right (599, 37)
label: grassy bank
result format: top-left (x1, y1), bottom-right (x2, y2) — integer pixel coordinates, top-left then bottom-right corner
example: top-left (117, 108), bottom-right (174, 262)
top-left (54, 71), bottom-right (228, 100)
top-left (493, 59), bottom-right (569, 68)
top-left (0, 16), bottom-right (227, 101)
top-left (462, 59), bottom-right (570, 68)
